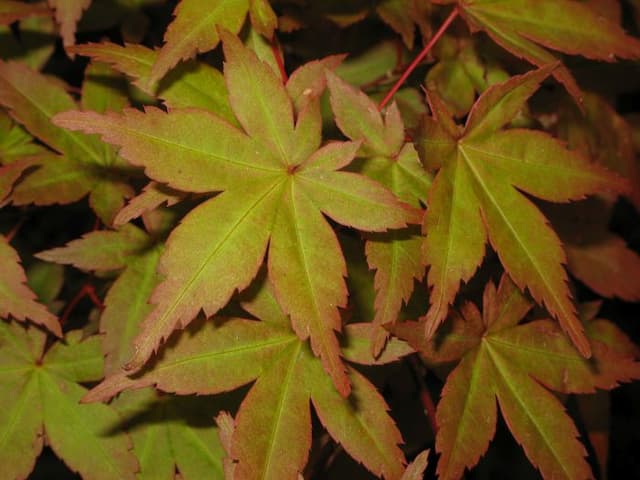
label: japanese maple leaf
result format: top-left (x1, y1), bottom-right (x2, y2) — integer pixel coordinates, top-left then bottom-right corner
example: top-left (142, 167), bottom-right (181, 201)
top-left (83, 277), bottom-right (410, 479)
top-left (393, 274), bottom-right (640, 480)
top-left (0, 60), bottom-right (134, 225)
top-left (54, 31), bottom-right (419, 396)
top-left (36, 223), bottom-right (162, 375)
top-left (416, 63), bottom-right (628, 357)
top-left (326, 71), bottom-right (431, 355)
top-left (68, 41), bottom-right (237, 123)
top-left (545, 198), bottom-right (640, 302)
top-left (0, 323), bottom-right (138, 479)
top-left (148, 0), bottom-right (277, 86)
top-left (110, 388), bottom-right (227, 479)
top-left (0, 235), bottom-right (60, 336)
top-left (434, 0), bottom-right (640, 102)
top-left (48, 0), bottom-right (92, 49)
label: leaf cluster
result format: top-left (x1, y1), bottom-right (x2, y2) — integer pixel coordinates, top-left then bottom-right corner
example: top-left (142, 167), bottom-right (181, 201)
top-left (1, 1), bottom-right (640, 479)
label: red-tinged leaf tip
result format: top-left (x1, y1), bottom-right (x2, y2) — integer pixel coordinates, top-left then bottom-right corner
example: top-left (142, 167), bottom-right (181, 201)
top-left (48, 0), bottom-right (92, 48)
top-left (148, 0), bottom-right (250, 86)
top-left (81, 373), bottom-right (143, 403)
top-left (401, 450), bottom-right (430, 480)
top-left (0, 237), bottom-right (61, 337)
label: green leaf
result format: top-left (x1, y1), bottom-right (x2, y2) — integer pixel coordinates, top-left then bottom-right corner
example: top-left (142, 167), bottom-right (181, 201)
top-left (101, 245), bottom-right (163, 375)
top-left (0, 322), bottom-right (138, 479)
top-left (444, 0), bottom-right (640, 101)
top-left (85, 278), bottom-right (406, 479)
top-left (0, 235), bottom-right (60, 336)
top-left (0, 60), bottom-right (134, 224)
top-left (249, 0), bottom-right (277, 39)
top-left (327, 73), bottom-right (430, 354)
top-left (70, 42), bottom-right (236, 122)
top-left (396, 274), bottom-right (640, 479)
top-left (149, 0), bottom-right (250, 85)
top-left (54, 32), bottom-right (417, 394)
top-left (37, 223), bottom-right (152, 271)
top-left (416, 66), bottom-right (628, 355)
top-left (112, 389), bottom-right (226, 480)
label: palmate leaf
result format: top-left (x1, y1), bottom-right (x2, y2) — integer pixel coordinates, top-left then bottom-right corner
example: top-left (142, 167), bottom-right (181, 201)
top-left (54, 31), bottom-right (419, 396)
top-left (110, 389), bottom-right (226, 479)
top-left (326, 72), bottom-right (431, 355)
top-left (148, 0), bottom-right (251, 86)
top-left (84, 278), bottom-right (407, 479)
top-left (545, 199), bottom-right (640, 302)
top-left (416, 64), bottom-right (628, 357)
top-left (434, 0), bottom-right (640, 102)
top-left (37, 223), bottom-right (162, 375)
top-left (69, 42), bottom-right (236, 123)
top-left (0, 323), bottom-right (138, 479)
top-left (0, 235), bottom-right (60, 336)
top-left (393, 274), bottom-right (640, 480)
top-left (0, 60), bottom-right (134, 224)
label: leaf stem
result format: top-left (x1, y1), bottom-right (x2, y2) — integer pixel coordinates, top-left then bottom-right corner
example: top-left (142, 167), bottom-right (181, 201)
top-left (408, 355), bottom-right (439, 435)
top-left (60, 282), bottom-right (104, 326)
top-left (378, 7), bottom-right (459, 110)
top-left (271, 36), bottom-right (288, 83)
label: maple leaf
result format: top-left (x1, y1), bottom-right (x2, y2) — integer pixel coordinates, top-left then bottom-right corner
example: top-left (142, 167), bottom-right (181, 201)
top-left (557, 91), bottom-right (640, 211)
top-left (69, 42), bottom-right (237, 123)
top-left (0, 323), bottom-right (138, 479)
top-left (148, 0), bottom-right (252, 86)
top-left (37, 223), bottom-right (162, 375)
top-left (0, 60), bottom-right (134, 224)
top-left (545, 198), bottom-right (640, 302)
top-left (425, 34), bottom-right (509, 118)
top-left (110, 388), bottom-right (227, 479)
top-left (0, 0), bottom-right (49, 25)
top-left (53, 31), bottom-right (419, 396)
top-left (83, 276), bottom-right (408, 479)
top-left (326, 71), bottom-right (431, 355)
top-left (393, 273), bottom-right (640, 480)
top-left (0, 235), bottom-right (61, 336)
top-left (434, 0), bottom-right (640, 102)
top-left (416, 64), bottom-right (628, 357)
top-left (48, 0), bottom-right (92, 49)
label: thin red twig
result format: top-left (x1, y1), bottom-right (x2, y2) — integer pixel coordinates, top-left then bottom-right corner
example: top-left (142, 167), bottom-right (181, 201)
top-left (59, 282), bottom-right (104, 326)
top-left (378, 7), bottom-right (459, 110)
top-left (408, 355), bottom-right (439, 435)
top-left (271, 37), bottom-right (288, 83)
top-left (5, 216), bottom-right (27, 242)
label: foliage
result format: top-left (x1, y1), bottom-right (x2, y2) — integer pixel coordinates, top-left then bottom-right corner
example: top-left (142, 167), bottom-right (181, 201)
top-left (1, 1), bottom-right (640, 479)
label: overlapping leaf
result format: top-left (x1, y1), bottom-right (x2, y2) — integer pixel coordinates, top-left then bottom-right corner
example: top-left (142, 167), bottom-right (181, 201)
top-left (326, 71), bottom-right (431, 355)
top-left (48, 0), bottom-right (92, 49)
top-left (0, 60), bottom-right (134, 224)
top-left (0, 235), bottom-right (60, 335)
top-left (434, 0), bottom-right (640, 101)
top-left (37, 223), bottom-right (162, 375)
top-left (393, 274), bottom-right (640, 479)
top-left (148, 0), bottom-right (266, 86)
top-left (69, 42), bottom-right (236, 122)
top-left (84, 277), bottom-right (407, 479)
top-left (54, 31), bottom-right (419, 395)
top-left (416, 64), bottom-right (628, 356)
top-left (0, 323), bottom-right (138, 479)
top-left (545, 199), bottom-right (640, 302)
top-left (110, 389), bottom-right (227, 479)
